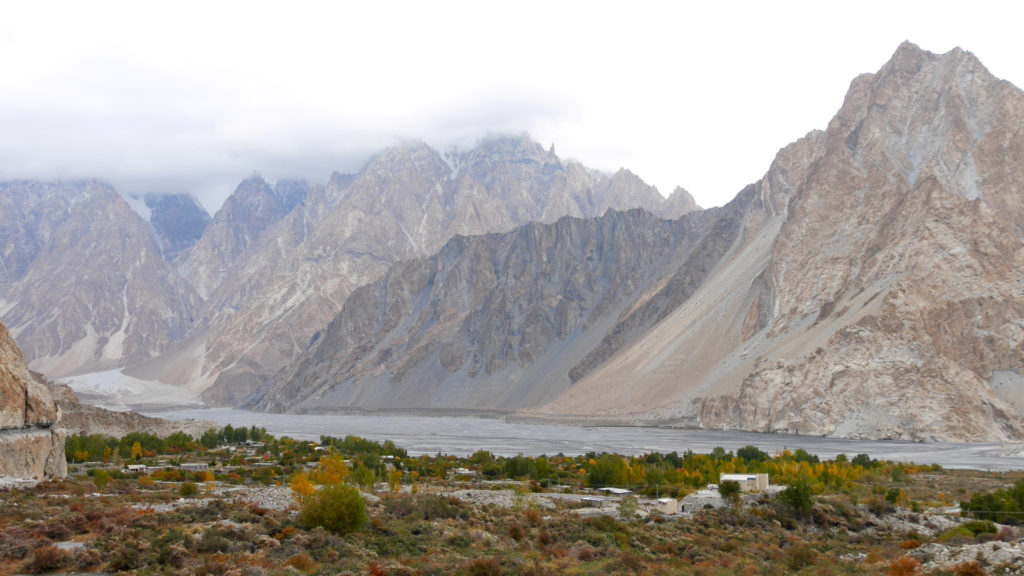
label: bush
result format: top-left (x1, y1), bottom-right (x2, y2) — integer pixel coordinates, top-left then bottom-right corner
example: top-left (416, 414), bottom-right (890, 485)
top-left (199, 528), bottom-right (232, 553)
top-left (286, 552), bottom-right (318, 573)
top-left (180, 481), bottom-right (199, 498)
top-left (300, 484), bottom-right (367, 535)
top-left (938, 525), bottom-right (976, 543)
top-left (92, 469), bottom-right (111, 491)
top-left (382, 493), bottom-right (468, 520)
top-left (888, 556), bottom-right (922, 576)
top-left (784, 543), bottom-right (817, 570)
top-left (466, 556), bottom-right (502, 576)
top-left (22, 545), bottom-right (71, 574)
top-left (961, 519), bottom-right (997, 536)
top-left (952, 561), bottom-right (987, 576)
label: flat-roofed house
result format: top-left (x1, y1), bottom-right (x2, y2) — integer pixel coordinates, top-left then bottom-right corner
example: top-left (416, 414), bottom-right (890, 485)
top-left (719, 473), bottom-right (769, 492)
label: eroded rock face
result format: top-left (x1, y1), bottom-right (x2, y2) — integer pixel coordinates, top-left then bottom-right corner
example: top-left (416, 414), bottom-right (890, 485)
top-left (0, 319), bottom-right (65, 479)
top-left (0, 180), bottom-right (203, 377)
top-left (538, 42), bottom-right (1024, 441)
top-left (252, 207), bottom-right (732, 412)
top-left (188, 135), bottom-right (679, 405)
top-left (691, 42), bottom-right (1024, 441)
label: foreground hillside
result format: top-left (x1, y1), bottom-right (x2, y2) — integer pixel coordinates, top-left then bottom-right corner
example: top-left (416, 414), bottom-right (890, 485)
top-left (5, 430), bottom-right (1022, 575)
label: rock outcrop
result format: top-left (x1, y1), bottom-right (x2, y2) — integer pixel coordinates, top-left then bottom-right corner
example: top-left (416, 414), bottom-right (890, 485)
top-left (539, 42), bottom-right (1024, 441)
top-left (0, 319), bottom-right (65, 479)
top-left (0, 180), bottom-right (203, 376)
top-left (252, 206), bottom-right (738, 412)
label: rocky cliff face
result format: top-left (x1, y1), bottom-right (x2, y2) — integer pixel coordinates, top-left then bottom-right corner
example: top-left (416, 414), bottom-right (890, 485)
top-left (537, 42), bottom-right (1024, 441)
top-left (144, 193), bottom-right (211, 261)
top-left (252, 207), bottom-right (731, 412)
top-left (0, 319), bottom-right (65, 479)
top-left (0, 180), bottom-right (203, 376)
top-left (179, 136), bottom-right (680, 405)
top-left (178, 176), bottom-right (307, 300)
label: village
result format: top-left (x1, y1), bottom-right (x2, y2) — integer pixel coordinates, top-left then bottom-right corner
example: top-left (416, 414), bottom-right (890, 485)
top-left (10, 426), bottom-right (1015, 574)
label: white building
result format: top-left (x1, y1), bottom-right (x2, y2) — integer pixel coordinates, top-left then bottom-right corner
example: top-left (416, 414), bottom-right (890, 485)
top-left (719, 473), bottom-right (769, 492)
top-left (654, 497), bottom-right (678, 514)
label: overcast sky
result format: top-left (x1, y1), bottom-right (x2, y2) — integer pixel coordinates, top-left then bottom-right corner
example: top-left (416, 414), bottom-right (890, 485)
top-left (1, 1), bottom-right (1021, 214)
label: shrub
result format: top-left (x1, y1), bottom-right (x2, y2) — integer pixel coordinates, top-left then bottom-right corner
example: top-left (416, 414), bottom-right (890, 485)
top-left (997, 525), bottom-right (1017, 541)
top-left (888, 556), bottom-right (922, 576)
top-left (180, 481), bottom-right (199, 498)
top-left (382, 494), bottom-right (468, 520)
top-left (865, 496), bottom-right (893, 516)
top-left (92, 469), bottom-right (111, 491)
top-left (286, 552), bottom-right (318, 573)
top-left (938, 525), bottom-right (975, 543)
top-left (22, 545), bottom-right (71, 574)
top-left (72, 547), bottom-right (103, 570)
top-left (784, 543), bottom-right (817, 570)
top-left (199, 528), bottom-right (231, 553)
top-left (952, 561), bottom-right (987, 576)
top-left (961, 519), bottom-right (997, 536)
top-left (300, 484), bottom-right (367, 535)
top-left (466, 556), bottom-right (502, 576)
top-left (508, 523), bottom-right (526, 541)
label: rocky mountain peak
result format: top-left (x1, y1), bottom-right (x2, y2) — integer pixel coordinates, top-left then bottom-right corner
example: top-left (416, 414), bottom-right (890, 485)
top-left (179, 174), bottom-right (310, 299)
top-left (663, 186), bottom-right (700, 217)
top-left (458, 134), bottom-right (559, 173)
top-left (144, 193), bottom-right (211, 260)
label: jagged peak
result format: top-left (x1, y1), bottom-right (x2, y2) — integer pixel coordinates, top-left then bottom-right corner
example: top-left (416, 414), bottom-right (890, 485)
top-left (362, 140), bottom-right (440, 171)
top-left (666, 186), bottom-right (700, 212)
top-left (456, 133), bottom-right (555, 164)
top-left (873, 41), bottom-right (992, 91)
top-left (143, 192), bottom-right (209, 215)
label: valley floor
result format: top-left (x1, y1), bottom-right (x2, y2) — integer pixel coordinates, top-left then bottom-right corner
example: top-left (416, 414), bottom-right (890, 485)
top-left (2, 469), bottom-right (1023, 575)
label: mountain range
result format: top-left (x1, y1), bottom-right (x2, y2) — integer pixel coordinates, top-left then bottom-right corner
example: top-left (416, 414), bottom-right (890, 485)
top-left (3, 42), bottom-right (1022, 442)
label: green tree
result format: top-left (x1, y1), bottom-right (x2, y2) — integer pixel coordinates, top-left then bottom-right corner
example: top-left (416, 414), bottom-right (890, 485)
top-left (504, 454), bottom-right (535, 479)
top-left (93, 469), bottom-right (111, 491)
top-left (350, 461), bottom-right (375, 489)
top-left (587, 454), bottom-right (628, 487)
top-left (779, 476), bottom-right (814, 517)
top-left (617, 494), bottom-right (639, 521)
top-left (736, 445), bottom-right (769, 462)
top-left (200, 429), bottom-right (220, 449)
top-left (719, 479), bottom-right (743, 511)
top-left (388, 468), bottom-right (403, 493)
top-left (852, 453), bottom-right (874, 468)
top-left (300, 484), bottom-right (367, 535)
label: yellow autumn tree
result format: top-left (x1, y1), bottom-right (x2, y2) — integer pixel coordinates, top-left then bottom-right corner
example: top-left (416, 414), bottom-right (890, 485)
top-left (388, 468), bottom-right (403, 493)
top-left (313, 455), bottom-right (349, 485)
top-left (290, 471), bottom-right (315, 500)
top-left (131, 441), bottom-right (143, 461)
